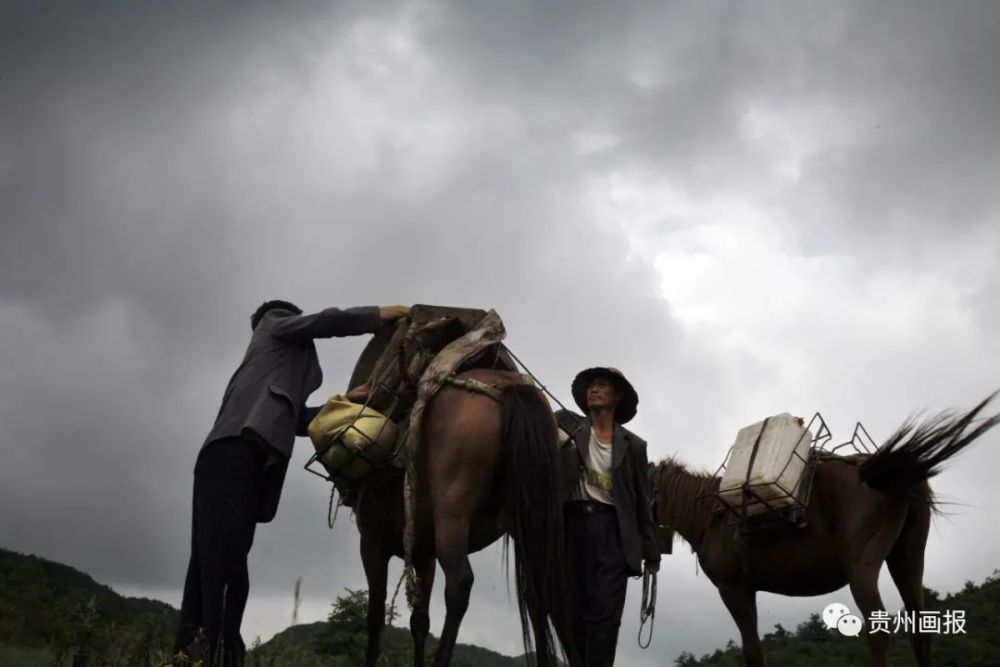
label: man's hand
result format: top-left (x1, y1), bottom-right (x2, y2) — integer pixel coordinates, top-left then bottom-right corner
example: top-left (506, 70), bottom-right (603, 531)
top-left (379, 305), bottom-right (411, 321)
top-left (645, 559), bottom-right (660, 574)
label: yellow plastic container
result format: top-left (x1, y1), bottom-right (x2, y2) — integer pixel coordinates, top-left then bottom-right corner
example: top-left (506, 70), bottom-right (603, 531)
top-left (308, 395), bottom-right (398, 482)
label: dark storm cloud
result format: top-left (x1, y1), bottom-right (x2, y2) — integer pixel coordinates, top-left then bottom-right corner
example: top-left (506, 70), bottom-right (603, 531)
top-left (2, 3), bottom-right (254, 338)
top-left (1, 1), bottom-right (394, 332)
top-left (0, 0), bottom-right (355, 581)
top-left (0, 0), bottom-right (699, 589)
top-left (772, 2), bottom-right (1000, 248)
top-left (2, 1), bottom-right (999, 662)
top-left (423, 1), bottom-right (1000, 245)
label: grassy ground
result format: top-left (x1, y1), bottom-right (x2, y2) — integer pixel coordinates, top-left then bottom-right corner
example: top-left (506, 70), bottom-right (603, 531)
top-left (0, 643), bottom-right (57, 667)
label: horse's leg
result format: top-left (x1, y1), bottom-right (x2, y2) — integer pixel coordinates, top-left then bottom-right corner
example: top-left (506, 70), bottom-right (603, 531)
top-left (717, 585), bottom-right (766, 667)
top-left (361, 536), bottom-right (389, 667)
top-left (421, 385), bottom-right (505, 666)
top-left (847, 564), bottom-right (890, 667)
top-left (410, 556), bottom-right (436, 667)
top-left (431, 516), bottom-right (474, 667)
top-left (887, 502), bottom-right (932, 667)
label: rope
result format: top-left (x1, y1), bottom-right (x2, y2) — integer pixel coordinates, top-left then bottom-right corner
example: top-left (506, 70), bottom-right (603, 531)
top-left (403, 468), bottom-right (419, 607)
top-left (327, 485), bottom-right (342, 529)
top-left (499, 345), bottom-right (574, 413)
top-left (638, 567), bottom-right (657, 649)
top-left (386, 568), bottom-right (407, 627)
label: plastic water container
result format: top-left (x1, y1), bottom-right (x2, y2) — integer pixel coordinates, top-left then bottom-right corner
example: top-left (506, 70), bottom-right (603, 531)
top-left (718, 413), bottom-right (812, 515)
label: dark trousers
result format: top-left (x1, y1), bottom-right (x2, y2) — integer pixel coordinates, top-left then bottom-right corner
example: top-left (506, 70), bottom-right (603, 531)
top-left (566, 501), bottom-right (629, 665)
top-left (175, 437), bottom-right (267, 666)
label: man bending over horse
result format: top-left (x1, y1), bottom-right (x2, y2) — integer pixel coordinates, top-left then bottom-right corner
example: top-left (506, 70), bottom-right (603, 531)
top-left (556, 367), bottom-right (660, 666)
top-left (174, 300), bottom-right (409, 666)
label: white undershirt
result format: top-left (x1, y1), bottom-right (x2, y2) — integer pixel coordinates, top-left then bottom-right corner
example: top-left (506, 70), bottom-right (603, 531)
top-left (576, 428), bottom-right (614, 505)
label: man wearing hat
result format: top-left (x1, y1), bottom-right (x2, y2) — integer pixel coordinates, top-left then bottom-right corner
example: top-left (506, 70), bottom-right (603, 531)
top-left (556, 367), bottom-right (660, 666)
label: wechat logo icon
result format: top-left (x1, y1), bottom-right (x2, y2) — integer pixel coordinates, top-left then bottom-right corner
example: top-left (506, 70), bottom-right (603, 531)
top-left (822, 602), bottom-right (863, 637)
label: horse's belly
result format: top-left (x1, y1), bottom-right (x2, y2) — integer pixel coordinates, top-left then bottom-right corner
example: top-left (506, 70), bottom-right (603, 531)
top-left (468, 511), bottom-right (505, 554)
top-left (745, 540), bottom-right (847, 596)
top-left (749, 559), bottom-right (847, 596)
top-left (408, 509), bottom-right (504, 559)
top-left (755, 568), bottom-right (847, 596)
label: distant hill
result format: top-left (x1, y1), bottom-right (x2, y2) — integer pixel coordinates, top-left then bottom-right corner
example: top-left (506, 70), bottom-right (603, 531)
top-left (251, 586), bottom-right (564, 667)
top-left (0, 547), bottom-right (178, 664)
top-left (675, 570), bottom-right (1000, 667)
top-left (16, 545), bottom-right (996, 667)
top-left (0, 547), bottom-right (545, 666)
top-left (257, 619), bottom-right (530, 666)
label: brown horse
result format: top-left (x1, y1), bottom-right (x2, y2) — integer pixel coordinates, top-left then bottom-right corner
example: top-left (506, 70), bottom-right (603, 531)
top-left (652, 393), bottom-right (1000, 667)
top-left (354, 368), bottom-right (573, 667)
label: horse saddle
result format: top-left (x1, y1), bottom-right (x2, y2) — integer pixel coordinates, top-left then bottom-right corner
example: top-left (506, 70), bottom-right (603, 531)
top-left (348, 304), bottom-right (516, 423)
top-left (312, 305), bottom-right (518, 498)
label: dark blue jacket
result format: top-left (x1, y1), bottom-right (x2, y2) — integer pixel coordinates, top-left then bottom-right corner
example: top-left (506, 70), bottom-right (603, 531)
top-left (203, 305), bottom-right (381, 521)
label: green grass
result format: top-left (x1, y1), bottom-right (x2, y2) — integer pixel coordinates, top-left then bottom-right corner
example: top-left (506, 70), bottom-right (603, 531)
top-left (0, 642), bottom-right (57, 667)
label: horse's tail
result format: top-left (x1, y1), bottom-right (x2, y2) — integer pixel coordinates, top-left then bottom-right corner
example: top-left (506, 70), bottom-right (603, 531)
top-left (501, 383), bottom-right (565, 667)
top-left (858, 391), bottom-right (1000, 503)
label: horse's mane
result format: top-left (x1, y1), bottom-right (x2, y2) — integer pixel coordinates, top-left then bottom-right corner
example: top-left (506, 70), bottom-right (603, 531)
top-left (653, 457), bottom-right (721, 551)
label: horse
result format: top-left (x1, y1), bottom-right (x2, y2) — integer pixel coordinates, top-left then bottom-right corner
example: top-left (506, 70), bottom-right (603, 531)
top-left (651, 393), bottom-right (1000, 667)
top-left (352, 368), bottom-right (574, 667)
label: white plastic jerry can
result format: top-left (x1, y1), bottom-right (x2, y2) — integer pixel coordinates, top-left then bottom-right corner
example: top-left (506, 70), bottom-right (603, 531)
top-left (717, 413), bottom-right (812, 514)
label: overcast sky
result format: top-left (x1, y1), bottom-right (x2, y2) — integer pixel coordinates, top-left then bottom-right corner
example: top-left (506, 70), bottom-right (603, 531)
top-left (2, 1), bottom-right (999, 664)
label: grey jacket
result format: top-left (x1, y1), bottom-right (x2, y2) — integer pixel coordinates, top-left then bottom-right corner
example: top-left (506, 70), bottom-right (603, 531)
top-left (556, 409), bottom-right (661, 576)
top-left (202, 305), bottom-right (382, 521)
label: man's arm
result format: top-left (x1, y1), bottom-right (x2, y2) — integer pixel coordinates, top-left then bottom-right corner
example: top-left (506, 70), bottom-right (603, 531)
top-left (296, 405), bottom-right (322, 437)
top-left (271, 305), bottom-right (407, 343)
top-left (633, 440), bottom-right (662, 570)
top-left (554, 409), bottom-right (585, 437)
